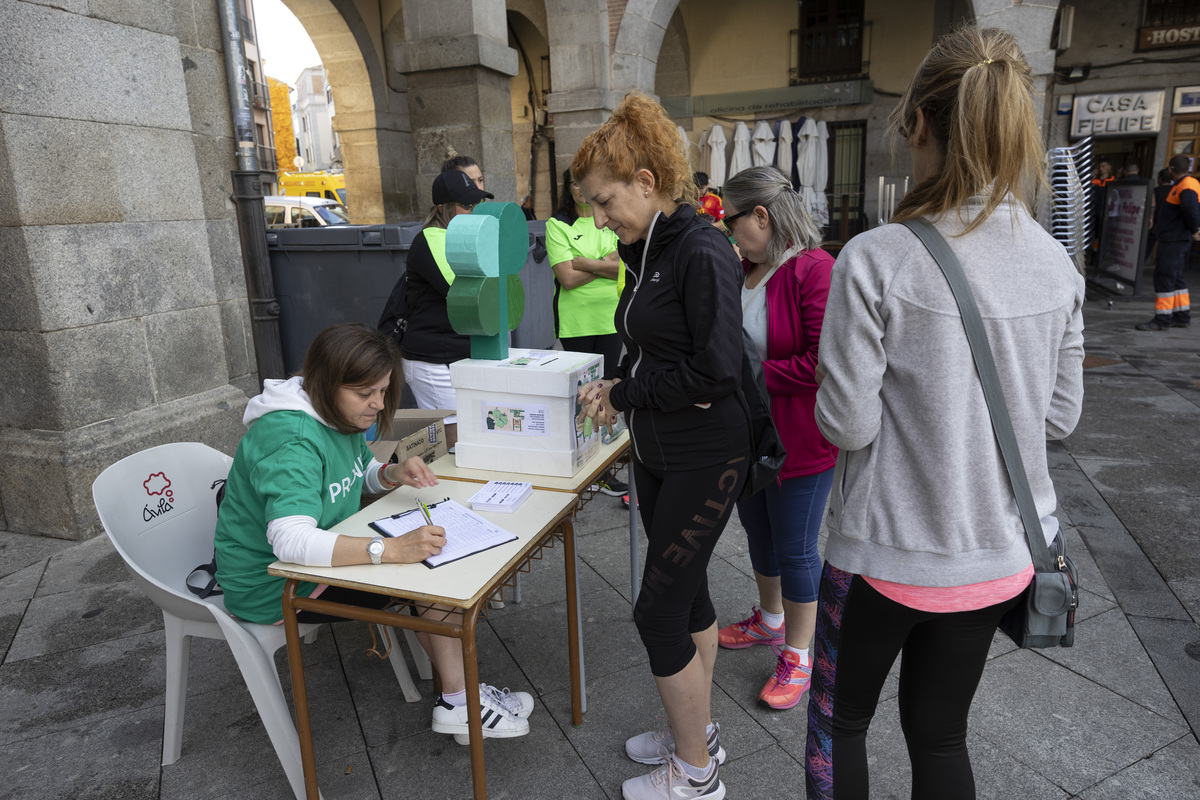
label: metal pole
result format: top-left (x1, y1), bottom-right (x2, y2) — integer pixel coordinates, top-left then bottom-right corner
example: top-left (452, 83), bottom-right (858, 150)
top-left (217, 0), bottom-right (285, 380)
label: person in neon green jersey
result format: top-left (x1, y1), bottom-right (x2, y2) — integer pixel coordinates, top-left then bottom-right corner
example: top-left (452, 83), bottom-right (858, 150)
top-left (548, 170), bottom-right (627, 496)
top-left (398, 169), bottom-right (494, 410)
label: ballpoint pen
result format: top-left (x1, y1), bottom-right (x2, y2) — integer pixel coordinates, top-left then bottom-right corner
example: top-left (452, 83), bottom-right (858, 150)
top-left (417, 499), bottom-right (434, 526)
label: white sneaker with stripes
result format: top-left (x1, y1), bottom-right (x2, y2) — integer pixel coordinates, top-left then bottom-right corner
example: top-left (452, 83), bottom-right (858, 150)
top-left (430, 684), bottom-right (530, 744)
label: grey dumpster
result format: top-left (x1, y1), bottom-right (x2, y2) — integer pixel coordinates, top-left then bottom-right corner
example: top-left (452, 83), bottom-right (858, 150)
top-left (267, 221), bottom-right (558, 376)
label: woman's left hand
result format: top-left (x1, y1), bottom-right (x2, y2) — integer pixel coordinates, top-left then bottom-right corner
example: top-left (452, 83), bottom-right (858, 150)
top-left (386, 456), bottom-right (438, 489)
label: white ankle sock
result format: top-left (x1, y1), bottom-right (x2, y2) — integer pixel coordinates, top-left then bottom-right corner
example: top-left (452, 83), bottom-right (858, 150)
top-left (784, 644), bottom-right (810, 665)
top-left (675, 754), bottom-right (715, 780)
top-left (705, 722), bottom-right (715, 737)
top-left (759, 608), bottom-right (785, 629)
top-left (442, 689), bottom-right (466, 707)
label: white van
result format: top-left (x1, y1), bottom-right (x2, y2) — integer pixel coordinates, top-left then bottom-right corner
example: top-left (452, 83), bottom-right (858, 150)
top-left (263, 195), bottom-right (351, 228)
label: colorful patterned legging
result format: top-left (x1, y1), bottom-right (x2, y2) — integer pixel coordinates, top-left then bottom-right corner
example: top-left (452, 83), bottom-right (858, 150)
top-left (804, 564), bottom-right (1021, 800)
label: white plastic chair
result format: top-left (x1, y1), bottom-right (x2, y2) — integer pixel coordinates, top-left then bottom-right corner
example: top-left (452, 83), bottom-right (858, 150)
top-left (92, 442), bottom-right (430, 800)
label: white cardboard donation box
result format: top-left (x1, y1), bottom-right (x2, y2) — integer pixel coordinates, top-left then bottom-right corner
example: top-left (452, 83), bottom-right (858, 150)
top-left (451, 349), bottom-right (604, 477)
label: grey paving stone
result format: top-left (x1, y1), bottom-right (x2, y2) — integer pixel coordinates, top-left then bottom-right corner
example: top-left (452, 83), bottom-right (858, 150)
top-left (488, 583), bottom-right (645, 696)
top-left (479, 534), bottom-right (608, 611)
top-left (717, 743), bottom-right (805, 796)
top-left (1063, 524), bottom-right (1116, 604)
top-left (0, 705), bottom-right (162, 800)
top-left (0, 599), bottom-right (27, 664)
top-left (206, 750), bottom-right (382, 800)
top-left (1168, 575), bottom-right (1200, 625)
top-left (34, 534), bottom-right (128, 597)
top-left (0, 531), bottom-right (72, 580)
top-left (1124, 614), bottom-right (1200, 741)
top-left (1075, 522), bottom-right (1191, 621)
top-left (160, 657), bottom-right (365, 799)
top-left (1040, 608), bottom-right (1185, 723)
top-left (577, 521), bottom-right (648, 604)
top-left (1077, 734), bottom-right (1200, 799)
top-left (367, 708), bottom-right (606, 800)
top-left (5, 578), bottom-right (162, 662)
top-left (970, 649), bottom-right (1185, 795)
top-left (0, 560), bottom-right (45, 605)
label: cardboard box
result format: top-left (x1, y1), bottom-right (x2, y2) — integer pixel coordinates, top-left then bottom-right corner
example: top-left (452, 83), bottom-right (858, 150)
top-left (451, 349), bottom-right (604, 478)
top-left (367, 409), bottom-right (453, 466)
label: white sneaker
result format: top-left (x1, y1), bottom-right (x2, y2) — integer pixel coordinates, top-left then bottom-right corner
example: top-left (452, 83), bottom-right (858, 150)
top-left (624, 722), bottom-right (725, 765)
top-left (481, 682), bottom-right (535, 719)
top-left (430, 686), bottom-right (530, 744)
top-left (621, 755), bottom-right (725, 800)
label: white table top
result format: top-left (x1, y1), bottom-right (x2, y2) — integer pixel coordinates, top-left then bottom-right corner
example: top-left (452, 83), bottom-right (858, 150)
top-left (431, 430), bottom-right (630, 494)
top-left (267, 480), bottom-right (577, 609)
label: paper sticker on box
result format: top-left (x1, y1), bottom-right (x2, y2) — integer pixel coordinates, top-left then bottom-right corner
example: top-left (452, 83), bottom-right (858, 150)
top-left (484, 403), bottom-right (549, 435)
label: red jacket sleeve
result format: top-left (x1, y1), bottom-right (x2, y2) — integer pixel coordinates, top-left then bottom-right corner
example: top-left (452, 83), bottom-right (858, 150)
top-left (763, 250), bottom-right (833, 396)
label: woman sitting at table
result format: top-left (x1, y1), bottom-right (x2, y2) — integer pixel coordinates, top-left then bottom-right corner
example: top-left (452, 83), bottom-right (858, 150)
top-left (215, 323), bottom-right (534, 742)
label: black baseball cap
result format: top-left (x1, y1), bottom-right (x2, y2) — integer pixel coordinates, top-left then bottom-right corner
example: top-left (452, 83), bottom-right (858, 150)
top-left (432, 169), bottom-right (494, 206)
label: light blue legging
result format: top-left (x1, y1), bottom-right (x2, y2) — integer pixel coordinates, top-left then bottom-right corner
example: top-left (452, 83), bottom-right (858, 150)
top-left (735, 467), bottom-right (834, 604)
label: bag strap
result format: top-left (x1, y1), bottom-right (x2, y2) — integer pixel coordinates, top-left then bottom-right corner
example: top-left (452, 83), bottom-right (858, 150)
top-left (900, 219), bottom-right (1053, 574)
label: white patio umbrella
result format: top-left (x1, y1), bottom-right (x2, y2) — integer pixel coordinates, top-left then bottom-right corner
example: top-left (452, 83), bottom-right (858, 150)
top-left (729, 121), bottom-right (753, 182)
top-left (775, 120), bottom-right (794, 184)
top-left (811, 120), bottom-right (830, 227)
top-left (706, 124), bottom-right (727, 190)
top-left (752, 120), bottom-right (776, 167)
top-left (698, 128), bottom-right (710, 178)
top-left (678, 125), bottom-right (692, 169)
top-left (795, 117), bottom-right (820, 214)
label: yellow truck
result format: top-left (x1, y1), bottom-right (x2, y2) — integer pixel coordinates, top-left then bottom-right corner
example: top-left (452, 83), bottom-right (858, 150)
top-left (278, 171), bottom-right (346, 205)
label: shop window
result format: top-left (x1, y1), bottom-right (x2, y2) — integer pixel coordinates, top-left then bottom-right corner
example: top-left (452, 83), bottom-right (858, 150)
top-left (791, 0), bottom-right (866, 85)
top-left (825, 120), bottom-right (867, 242)
top-left (1143, 0), bottom-right (1200, 27)
top-left (1167, 115), bottom-right (1200, 170)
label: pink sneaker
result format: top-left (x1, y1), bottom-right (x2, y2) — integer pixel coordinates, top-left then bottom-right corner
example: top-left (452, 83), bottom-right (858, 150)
top-left (758, 646), bottom-right (812, 710)
top-left (717, 606), bottom-right (785, 649)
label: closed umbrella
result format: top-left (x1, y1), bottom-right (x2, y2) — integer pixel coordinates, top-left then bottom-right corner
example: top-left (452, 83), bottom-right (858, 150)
top-left (706, 124), bottom-right (727, 190)
top-left (775, 120), bottom-right (794, 184)
top-left (811, 120), bottom-right (830, 227)
top-left (698, 128), bottom-right (710, 178)
top-left (678, 125), bottom-right (692, 169)
top-left (729, 121), bottom-right (753, 182)
top-left (795, 117), bottom-right (820, 214)
top-left (752, 120), bottom-right (776, 167)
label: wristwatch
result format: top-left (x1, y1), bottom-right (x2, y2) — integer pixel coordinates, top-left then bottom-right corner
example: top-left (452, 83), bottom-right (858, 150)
top-left (367, 536), bottom-right (386, 565)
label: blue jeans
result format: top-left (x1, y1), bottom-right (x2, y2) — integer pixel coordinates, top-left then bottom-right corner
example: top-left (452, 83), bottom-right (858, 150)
top-left (735, 467), bottom-right (834, 604)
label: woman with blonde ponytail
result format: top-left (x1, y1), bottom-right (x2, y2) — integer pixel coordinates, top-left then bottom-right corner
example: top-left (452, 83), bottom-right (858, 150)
top-left (807, 26), bottom-right (1085, 799)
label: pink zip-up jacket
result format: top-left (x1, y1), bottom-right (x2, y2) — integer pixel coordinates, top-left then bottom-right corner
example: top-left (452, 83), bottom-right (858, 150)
top-left (748, 247), bottom-right (838, 479)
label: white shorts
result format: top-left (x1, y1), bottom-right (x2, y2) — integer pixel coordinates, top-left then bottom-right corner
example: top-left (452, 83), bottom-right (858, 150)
top-left (402, 358), bottom-right (456, 410)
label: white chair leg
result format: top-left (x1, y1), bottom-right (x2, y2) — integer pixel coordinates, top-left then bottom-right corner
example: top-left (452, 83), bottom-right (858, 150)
top-left (404, 628), bottom-right (433, 680)
top-left (378, 625), bottom-right (421, 703)
top-left (161, 612), bottom-right (190, 766)
top-left (302, 626), bottom-right (319, 645)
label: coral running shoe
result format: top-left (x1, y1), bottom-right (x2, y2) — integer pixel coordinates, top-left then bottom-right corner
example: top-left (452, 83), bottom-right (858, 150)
top-left (758, 646), bottom-right (812, 710)
top-left (717, 606), bottom-right (785, 649)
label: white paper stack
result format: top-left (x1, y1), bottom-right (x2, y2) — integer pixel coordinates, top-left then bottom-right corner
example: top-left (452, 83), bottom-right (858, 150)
top-left (468, 481), bottom-right (534, 513)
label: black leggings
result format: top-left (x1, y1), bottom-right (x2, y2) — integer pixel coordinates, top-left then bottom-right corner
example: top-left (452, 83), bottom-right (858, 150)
top-left (633, 456), bottom-right (747, 677)
top-left (559, 333), bottom-right (624, 377)
top-left (805, 564), bottom-right (1021, 800)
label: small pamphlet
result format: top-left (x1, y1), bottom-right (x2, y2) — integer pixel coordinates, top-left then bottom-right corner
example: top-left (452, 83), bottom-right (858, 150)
top-left (369, 499), bottom-right (518, 568)
top-left (468, 480), bottom-right (534, 513)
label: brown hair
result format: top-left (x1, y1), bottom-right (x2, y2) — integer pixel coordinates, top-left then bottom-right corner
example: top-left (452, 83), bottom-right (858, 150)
top-left (571, 92), bottom-right (697, 205)
top-left (300, 323), bottom-right (401, 439)
top-left (889, 25), bottom-right (1045, 233)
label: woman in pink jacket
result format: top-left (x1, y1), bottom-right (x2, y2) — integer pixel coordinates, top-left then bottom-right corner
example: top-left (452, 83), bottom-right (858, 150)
top-left (716, 166), bottom-right (837, 710)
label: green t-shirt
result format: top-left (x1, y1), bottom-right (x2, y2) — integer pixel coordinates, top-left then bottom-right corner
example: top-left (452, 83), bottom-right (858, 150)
top-left (214, 411), bottom-right (375, 624)
top-left (545, 214), bottom-right (625, 338)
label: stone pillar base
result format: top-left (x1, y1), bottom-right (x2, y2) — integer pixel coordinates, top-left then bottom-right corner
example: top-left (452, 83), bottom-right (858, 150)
top-left (0, 386), bottom-right (249, 541)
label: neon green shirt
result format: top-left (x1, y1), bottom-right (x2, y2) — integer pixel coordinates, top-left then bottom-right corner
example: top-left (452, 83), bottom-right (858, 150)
top-left (214, 410), bottom-right (375, 624)
top-left (545, 213), bottom-right (624, 338)
top-left (422, 226), bottom-right (455, 285)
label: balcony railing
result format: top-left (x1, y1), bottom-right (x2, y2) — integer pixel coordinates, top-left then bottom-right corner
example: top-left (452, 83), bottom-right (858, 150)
top-left (251, 80), bottom-right (271, 110)
top-left (257, 145), bottom-right (277, 173)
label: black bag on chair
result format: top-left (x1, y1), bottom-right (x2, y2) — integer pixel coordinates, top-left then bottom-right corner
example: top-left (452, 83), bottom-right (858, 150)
top-left (903, 219), bottom-right (1078, 649)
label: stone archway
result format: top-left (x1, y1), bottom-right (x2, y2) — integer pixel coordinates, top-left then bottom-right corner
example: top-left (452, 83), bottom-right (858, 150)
top-left (280, 0), bottom-right (416, 221)
top-left (611, 0), bottom-right (680, 95)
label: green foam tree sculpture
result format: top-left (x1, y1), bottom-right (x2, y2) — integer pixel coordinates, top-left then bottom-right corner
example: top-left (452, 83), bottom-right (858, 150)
top-left (444, 201), bottom-right (527, 360)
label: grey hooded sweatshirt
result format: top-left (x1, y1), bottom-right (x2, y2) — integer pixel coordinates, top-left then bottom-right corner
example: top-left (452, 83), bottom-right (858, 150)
top-left (815, 196), bottom-right (1085, 588)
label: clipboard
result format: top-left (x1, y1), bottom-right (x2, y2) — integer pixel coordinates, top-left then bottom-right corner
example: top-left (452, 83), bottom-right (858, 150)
top-left (369, 499), bottom-right (518, 569)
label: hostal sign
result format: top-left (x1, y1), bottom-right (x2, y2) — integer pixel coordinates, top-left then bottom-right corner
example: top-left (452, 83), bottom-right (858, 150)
top-left (1071, 91), bottom-right (1164, 138)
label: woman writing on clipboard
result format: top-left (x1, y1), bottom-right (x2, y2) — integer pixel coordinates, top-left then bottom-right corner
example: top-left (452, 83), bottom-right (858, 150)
top-left (215, 323), bottom-right (535, 744)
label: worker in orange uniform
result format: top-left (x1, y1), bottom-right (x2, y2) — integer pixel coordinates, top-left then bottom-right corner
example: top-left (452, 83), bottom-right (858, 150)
top-left (1137, 154), bottom-right (1198, 330)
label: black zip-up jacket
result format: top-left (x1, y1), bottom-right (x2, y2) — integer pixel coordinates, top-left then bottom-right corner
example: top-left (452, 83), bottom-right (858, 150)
top-left (400, 229), bottom-right (471, 365)
top-left (1156, 175), bottom-right (1200, 242)
top-left (608, 204), bottom-right (749, 471)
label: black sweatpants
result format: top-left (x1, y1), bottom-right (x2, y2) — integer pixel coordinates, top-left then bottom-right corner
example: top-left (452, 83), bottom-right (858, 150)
top-left (805, 564), bottom-right (1022, 800)
top-left (632, 456), bottom-right (747, 677)
top-left (560, 333), bottom-right (624, 378)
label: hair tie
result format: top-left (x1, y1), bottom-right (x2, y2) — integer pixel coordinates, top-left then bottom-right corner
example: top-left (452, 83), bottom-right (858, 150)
top-left (978, 58), bottom-right (994, 67)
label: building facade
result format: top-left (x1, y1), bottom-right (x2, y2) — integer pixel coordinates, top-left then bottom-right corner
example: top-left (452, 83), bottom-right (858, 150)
top-left (292, 65), bottom-right (340, 171)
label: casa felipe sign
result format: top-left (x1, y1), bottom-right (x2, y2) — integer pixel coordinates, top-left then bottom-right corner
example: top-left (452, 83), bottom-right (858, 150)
top-left (1072, 91), bottom-right (1164, 138)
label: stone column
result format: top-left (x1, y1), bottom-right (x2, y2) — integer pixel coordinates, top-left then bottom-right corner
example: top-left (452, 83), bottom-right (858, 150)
top-left (0, 0), bottom-right (250, 540)
top-left (546, 0), bottom-right (620, 175)
top-left (971, 0), bottom-right (1061, 123)
top-left (398, 0), bottom-right (520, 208)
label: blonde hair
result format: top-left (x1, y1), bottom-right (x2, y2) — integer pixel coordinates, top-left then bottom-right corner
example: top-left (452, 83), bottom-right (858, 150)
top-left (571, 92), bottom-right (697, 205)
top-left (888, 25), bottom-right (1045, 233)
